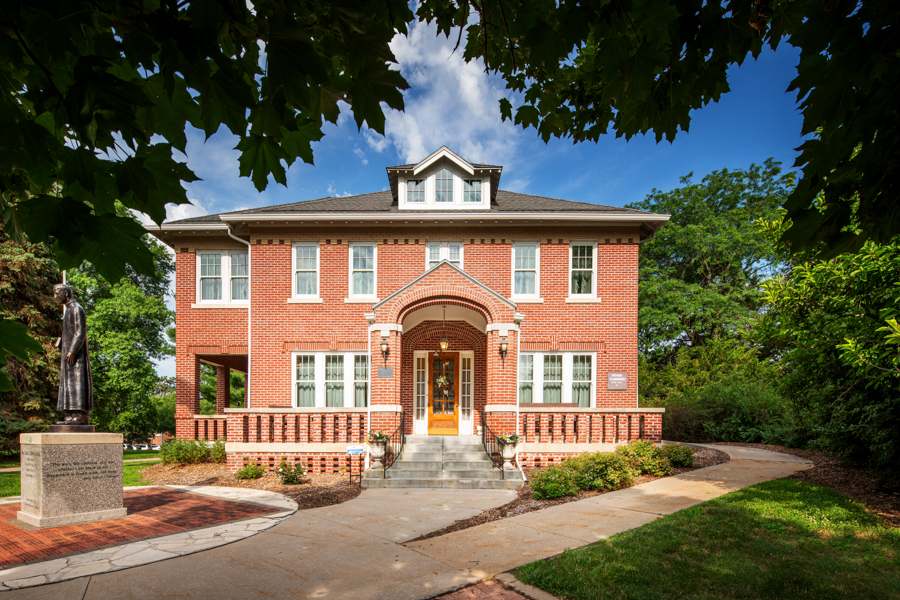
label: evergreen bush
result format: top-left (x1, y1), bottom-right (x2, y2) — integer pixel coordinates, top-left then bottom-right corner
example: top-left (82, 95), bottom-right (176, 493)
top-left (660, 444), bottom-right (695, 468)
top-left (234, 459), bottom-right (266, 479)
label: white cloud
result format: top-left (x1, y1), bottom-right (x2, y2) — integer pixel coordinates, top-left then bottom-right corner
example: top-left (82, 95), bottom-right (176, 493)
top-left (370, 20), bottom-right (523, 168)
top-left (326, 182), bottom-right (352, 197)
top-left (353, 146), bottom-right (369, 165)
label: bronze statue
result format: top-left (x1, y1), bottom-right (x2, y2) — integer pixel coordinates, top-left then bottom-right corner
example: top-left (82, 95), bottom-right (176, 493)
top-left (53, 284), bottom-right (93, 428)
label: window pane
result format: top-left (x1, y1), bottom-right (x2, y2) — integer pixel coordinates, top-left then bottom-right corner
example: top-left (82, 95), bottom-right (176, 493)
top-left (573, 356), bottom-right (591, 381)
top-left (354, 356), bottom-right (368, 407)
top-left (201, 277), bottom-right (221, 300)
top-left (352, 246), bottom-right (374, 270)
top-left (297, 383), bottom-right (315, 407)
top-left (325, 355), bottom-right (344, 408)
top-left (515, 245), bottom-right (536, 269)
top-left (573, 355), bottom-right (591, 408)
top-left (355, 382), bottom-right (367, 407)
top-left (231, 277), bottom-right (248, 300)
top-left (296, 272), bottom-right (317, 295)
top-left (543, 355), bottom-right (562, 403)
top-left (463, 179), bottom-right (481, 202)
top-left (325, 355), bottom-right (343, 381)
top-left (519, 355), bottom-right (533, 381)
top-left (231, 253), bottom-right (248, 276)
top-left (514, 271), bottom-right (535, 295)
top-left (519, 383), bottom-right (533, 403)
top-left (448, 244), bottom-right (460, 264)
top-left (407, 179), bottom-right (425, 203)
top-left (200, 253), bottom-right (221, 277)
top-left (295, 355), bottom-right (315, 407)
top-left (571, 270), bottom-right (592, 294)
top-left (295, 245), bottom-right (316, 270)
top-left (435, 168), bottom-right (453, 202)
top-left (571, 245), bottom-right (592, 269)
top-left (428, 244), bottom-right (441, 263)
top-left (353, 271), bottom-right (374, 295)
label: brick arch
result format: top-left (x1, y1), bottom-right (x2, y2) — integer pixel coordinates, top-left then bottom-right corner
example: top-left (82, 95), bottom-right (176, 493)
top-left (398, 296), bottom-right (492, 329)
top-left (377, 282), bottom-right (515, 325)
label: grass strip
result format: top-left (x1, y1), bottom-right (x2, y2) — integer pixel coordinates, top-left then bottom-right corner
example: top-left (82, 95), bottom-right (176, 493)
top-left (0, 461), bottom-right (161, 497)
top-left (123, 449), bottom-right (160, 460)
top-left (516, 479), bottom-right (900, 600)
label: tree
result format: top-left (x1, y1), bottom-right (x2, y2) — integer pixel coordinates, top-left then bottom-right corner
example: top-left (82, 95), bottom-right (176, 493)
top-left (66, 224), bottom-right (174, 441)
top-left (150, 376), bottom-right (175, 437)
top-left (628, 159), bottom-right (792, 361)
top-left (0, 223), bottom-right (59, 454)
top-left (198, 363), bottom-right (245, 414)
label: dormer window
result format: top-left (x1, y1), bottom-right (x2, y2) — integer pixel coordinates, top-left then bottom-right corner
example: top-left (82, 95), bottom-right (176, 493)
top-left (407, 179), bottom-right (425, 203)
top-left (435, 168), bottom-right (454, 203)
top-left (463, 180), bottom-right (481, 203)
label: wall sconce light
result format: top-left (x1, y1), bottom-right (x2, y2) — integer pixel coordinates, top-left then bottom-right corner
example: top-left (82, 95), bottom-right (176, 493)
top-left (380, 336), bottom-right (389, 360)
top-left (499, 336), bottom-right (508, 359)
top-left (439, 336), bottom-right (449, 352)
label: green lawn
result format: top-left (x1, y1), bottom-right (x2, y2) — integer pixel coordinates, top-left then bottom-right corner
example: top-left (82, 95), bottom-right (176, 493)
top-left (517, 479), bottom-right (900, 600)
top-left (0, 461), bottom-right (160, 497)
top-left (123, 449), bottom-right (160, 460)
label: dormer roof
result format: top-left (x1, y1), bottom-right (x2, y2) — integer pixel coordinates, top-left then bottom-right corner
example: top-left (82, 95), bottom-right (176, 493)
top-left (385, 146), bottom-right (502, 202)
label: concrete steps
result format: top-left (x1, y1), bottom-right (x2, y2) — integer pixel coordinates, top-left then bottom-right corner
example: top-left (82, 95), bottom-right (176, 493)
top-left (361, 435), bottom-right (523, 490)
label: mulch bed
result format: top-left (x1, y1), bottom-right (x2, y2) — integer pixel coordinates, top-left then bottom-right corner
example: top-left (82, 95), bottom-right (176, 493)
top-left (715, 442), bottom-right (900, 528)
top-left (0, 488), bottom-right (276, 568)
top-left (407, 447), bottom-right (731, 542)
top-left (139, 462), bottom-right (362, 510)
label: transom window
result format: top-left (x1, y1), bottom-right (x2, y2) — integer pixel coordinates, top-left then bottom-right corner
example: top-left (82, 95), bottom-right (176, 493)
top-left (407, 179), bottom-right (425, 203)
top-left (435, 168), bottom-right (454, 203)
top-left (518, 352), bottom-right (595, 406)
top-left (350, 243), bottom-right (376, 297)
top-left (570, 242), bottom-right (597, 297)
top-left (426, 242), bottom-right (463, 270)
top-left (292, 353), bottom-right (369, 408)
top-left (463, 179), bottom-right (481, 202)
top-left (513, 243), bottom-right (539, 297)
top-left (293, 243), bottom-right (318, 297)
top-left (197, 251), bottom-right (248, 303)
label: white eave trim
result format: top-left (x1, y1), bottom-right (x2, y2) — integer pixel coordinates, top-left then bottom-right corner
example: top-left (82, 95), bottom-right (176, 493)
top-left (146, 223), bottom-right (229, 232)
top-left (216, 212), bottom-right (670, 223)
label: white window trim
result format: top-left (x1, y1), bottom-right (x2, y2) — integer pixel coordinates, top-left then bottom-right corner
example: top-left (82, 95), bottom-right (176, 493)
top-left (290, 352), bottom-right (369, 408)
top-left (398, 172), bottom-right (491, 210)
top-left (195, 250), bottom-right (249, 305)
top-left (568, 241), bottom-right (598, 299)
top-left (511, 242), bottom-right (541, 300)
top-left (517, 352), bottom-right (596, 406)
top-left (348, 242), bottom-right (377, 299)
top-left (425, 241), bottom-right (464, 271)
top-left (291, 242), bottom-right (320, 300)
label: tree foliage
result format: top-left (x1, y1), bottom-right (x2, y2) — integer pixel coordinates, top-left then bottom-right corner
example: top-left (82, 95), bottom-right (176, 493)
top-left (628, 159), bottom-right (792, 359)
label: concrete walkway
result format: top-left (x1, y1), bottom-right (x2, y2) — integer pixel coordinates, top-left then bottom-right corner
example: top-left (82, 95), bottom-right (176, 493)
top-left (2, 445), bottom-right (811, 599)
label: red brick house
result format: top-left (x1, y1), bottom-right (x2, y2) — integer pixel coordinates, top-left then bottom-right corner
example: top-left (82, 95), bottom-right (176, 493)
top-left (148, 147), bottom-right (668, 487)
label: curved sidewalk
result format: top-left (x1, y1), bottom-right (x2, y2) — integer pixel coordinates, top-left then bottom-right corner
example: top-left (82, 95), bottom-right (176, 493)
top-left (3, 445), bottom-right (810, 599)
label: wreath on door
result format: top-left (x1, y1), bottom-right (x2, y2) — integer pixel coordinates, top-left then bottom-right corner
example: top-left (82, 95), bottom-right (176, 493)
top-left (435, 375), bottom-right (451, 398)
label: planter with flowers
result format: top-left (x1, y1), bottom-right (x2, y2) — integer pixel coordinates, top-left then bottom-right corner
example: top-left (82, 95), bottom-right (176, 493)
top-left (498, 433), bottom-right (520, 470)
top-left (367, 430), bottom-right (390, 469)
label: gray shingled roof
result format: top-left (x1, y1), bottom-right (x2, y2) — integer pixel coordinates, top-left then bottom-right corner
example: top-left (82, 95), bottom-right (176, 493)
top-left (163, 190), bottom-right (653, 225)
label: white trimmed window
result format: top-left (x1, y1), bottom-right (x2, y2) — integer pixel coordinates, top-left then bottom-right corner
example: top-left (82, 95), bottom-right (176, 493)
top-left (197, 251), bottom-right (248, 304)
top-left (435, 168), bottom-right (454, 203)
top-left (517, 353), bottom-right (595, 407)
top-left (512, 243), bottom-right (539, 297)
top-left (291, 352), bottom-right (369, 408)
top-left (569, 242), bottom-right (597, 297)
top-left (349, 243), bottom-right (376, 298)
top-left (463, 179), bottom-right (481, 203)
top-left (426, 242), bottom-right (463, 270)
top-left (293, 243), bottom-right (319, 297)
top-left (407, 179), bottom-right (425, 203)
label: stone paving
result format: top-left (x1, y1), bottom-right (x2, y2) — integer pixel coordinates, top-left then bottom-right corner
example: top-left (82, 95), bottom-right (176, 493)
top-left (0, 486), bottom-right (297, 592)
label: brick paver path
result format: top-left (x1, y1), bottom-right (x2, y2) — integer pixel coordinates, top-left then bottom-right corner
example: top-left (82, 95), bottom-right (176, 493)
top-left (436, 581), bottom-right (528, 599)
top-left (0, 488), bottom-right (276, 567)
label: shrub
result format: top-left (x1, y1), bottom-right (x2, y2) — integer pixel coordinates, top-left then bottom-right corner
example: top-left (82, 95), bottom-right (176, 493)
top-left (275, 457), bottom-right (305, 485)
top-left (234, 459), bottom-right (266, 479)
top-left (566, 452), bottom-right (637, 491)
top-left (159, 439), bottom-right (211, 465)
top-left (210, 440), bottom-right (226, 463)
top-left (615, 440), bottom-right (673, 477)
top-left (529, 466), bottom-right (580, 499)
top-left (660, 444), bottom-right (695, 468)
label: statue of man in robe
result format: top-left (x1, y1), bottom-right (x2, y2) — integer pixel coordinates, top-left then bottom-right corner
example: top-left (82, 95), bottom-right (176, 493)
top-left (53, 284), bottom-right (93, 424)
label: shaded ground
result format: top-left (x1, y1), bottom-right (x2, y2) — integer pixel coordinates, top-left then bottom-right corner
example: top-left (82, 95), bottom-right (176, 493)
top-left (717, 442), bottom-right (900, 528)
top-left (409, 447), bottom-right (730, 542)
top-left (139, 463), bottom-right (361, 510)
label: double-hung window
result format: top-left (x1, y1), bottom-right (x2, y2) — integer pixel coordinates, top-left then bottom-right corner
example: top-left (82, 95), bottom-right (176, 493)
top-left (517, 353), bottom-right (595, 406)
top-left (463, 179), bottom-right (481, 202)
top-left (569, 242), bottom-right (597, 297)
top-left (435, 168), bottom-right (454, 203)
top-left (407, 179), bottom-right (425, 203)
top-left (512, 243), bottom-right (539, 297)
top-left (197, 251), bottom-right (248, 304)
top-left (293, 243), bottom-right (319, 297)
top-left (292, 353), bottom-right (369, 407)
top-left (426, 242), bottom-right (463, 270)
top-left (349, 243), bottom-right (376, 298)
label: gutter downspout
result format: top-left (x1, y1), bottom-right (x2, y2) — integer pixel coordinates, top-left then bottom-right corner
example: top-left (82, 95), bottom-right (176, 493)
top-left (513, 312), bottom-right (526, 482)
top-left (227, 226), bottom-right (251, 408)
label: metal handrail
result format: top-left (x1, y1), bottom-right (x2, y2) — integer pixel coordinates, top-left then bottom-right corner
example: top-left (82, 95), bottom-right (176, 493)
top-left (383, 410), bottom-right (406, 476)
top-left (480, 410), bottom-right (505, 480)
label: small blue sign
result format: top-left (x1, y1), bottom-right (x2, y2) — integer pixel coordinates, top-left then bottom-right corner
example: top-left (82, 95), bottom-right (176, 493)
top-left (346, 445), bottom-right (366, 455)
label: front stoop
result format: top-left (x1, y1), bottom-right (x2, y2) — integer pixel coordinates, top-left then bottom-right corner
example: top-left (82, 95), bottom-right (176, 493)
top-left (361, 435), bottom-right (523, 489)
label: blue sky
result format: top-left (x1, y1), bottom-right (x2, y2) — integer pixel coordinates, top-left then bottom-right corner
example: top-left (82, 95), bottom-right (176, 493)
top-left (153, 21), bottom-right (806, 377)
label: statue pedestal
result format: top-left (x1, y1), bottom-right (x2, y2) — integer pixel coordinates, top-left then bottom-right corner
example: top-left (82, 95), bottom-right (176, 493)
top-left (17, 433), bottom-right (127, 529)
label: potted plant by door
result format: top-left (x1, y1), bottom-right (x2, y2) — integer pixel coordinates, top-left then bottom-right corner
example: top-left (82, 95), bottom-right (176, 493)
top-left (367, 430), bottom-right (390, 469)
top-left (498, 433), bottom-right (520, 470)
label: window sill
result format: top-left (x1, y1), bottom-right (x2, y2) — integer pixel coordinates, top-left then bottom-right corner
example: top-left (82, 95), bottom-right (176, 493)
top-left (287, 297), bottom-right (323, 304)
top-left (190, 303), bottom-right (249, 309)
top-left (511, 297), bottom-right (544, 303)
top-left (344, 298), bottom-right (379, 304)
top-left (565, 297), bottom-right (602, 303)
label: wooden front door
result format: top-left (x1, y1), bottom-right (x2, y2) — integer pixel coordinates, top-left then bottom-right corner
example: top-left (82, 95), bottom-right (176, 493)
top-left (428, 353), bottom-right (459, 435)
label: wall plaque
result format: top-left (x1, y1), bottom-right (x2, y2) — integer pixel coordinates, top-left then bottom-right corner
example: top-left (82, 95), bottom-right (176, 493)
top-left (607, 371), bottom-right (628, 390)
top-left (377, 366), bottom-right (393, 378)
